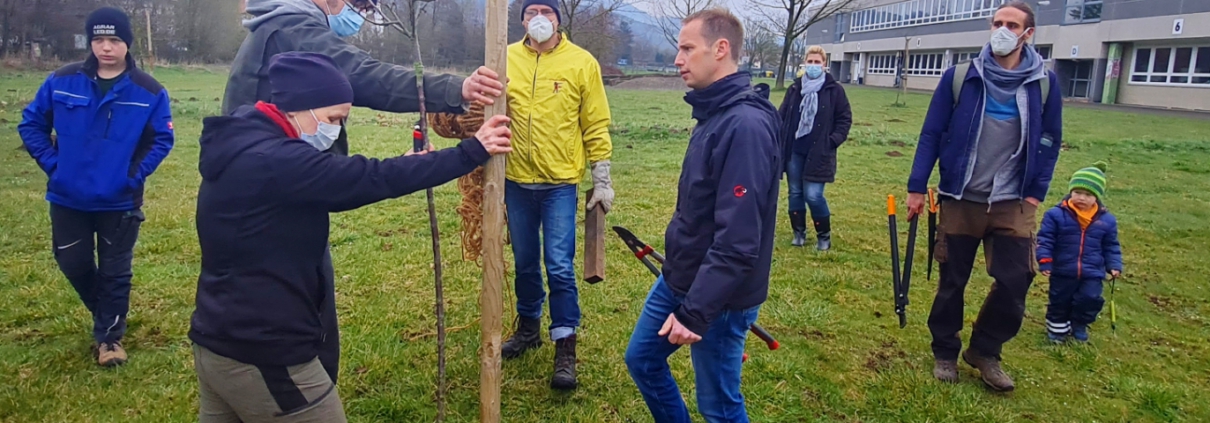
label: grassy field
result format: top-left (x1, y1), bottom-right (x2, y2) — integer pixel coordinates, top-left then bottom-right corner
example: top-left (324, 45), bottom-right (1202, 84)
top-left (2, 66), bottom-right (1209, 423)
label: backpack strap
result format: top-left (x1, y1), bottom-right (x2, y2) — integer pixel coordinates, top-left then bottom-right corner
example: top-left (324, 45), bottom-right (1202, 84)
top-left (1039, 73), bottom-right (1050, 106)
top-left (952, 61), bottom-right (1051, 107)
top-left (952, 61), bottom-right (970, 106)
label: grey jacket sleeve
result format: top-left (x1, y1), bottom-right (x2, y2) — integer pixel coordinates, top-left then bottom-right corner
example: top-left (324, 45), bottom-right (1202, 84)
top-left (283, 20), bottom-right (466, 114)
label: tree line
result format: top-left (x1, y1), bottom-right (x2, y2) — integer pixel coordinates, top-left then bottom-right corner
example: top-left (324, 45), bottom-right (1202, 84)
top-left (3, 0), bottom-right (854, 87)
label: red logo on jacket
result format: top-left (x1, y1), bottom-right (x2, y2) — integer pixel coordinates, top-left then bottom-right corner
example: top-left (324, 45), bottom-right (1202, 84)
top-left (734, 185), bottom-right (747, 197)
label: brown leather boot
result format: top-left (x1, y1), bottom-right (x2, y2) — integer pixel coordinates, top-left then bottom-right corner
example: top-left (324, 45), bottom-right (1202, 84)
top-left (97, 341), bottom-right (127, 367)
top-left (933, 359), bottom-right (959, 383)
top-left (962, 349), bottom-right (1014, 392)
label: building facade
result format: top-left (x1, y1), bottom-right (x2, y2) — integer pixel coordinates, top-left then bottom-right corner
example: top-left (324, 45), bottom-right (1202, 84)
top-left (802, 0), bottom-right (1210, 111)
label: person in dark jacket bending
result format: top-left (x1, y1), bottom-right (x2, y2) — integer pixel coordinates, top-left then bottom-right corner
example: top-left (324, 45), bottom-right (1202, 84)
top-left (778, 45), bottom-right (852, 250)
top-left (624, 9), bottom-right (780, 423)
top-left (230, 0), bottom-right (505, 384)
top-left (189, 52), bottom-right (511, 423)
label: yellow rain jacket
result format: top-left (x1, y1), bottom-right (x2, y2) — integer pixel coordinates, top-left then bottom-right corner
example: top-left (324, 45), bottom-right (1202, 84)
top-left (506, 36), bottom-right (612, 184)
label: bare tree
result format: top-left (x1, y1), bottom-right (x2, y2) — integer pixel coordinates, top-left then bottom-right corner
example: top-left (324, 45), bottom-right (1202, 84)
top-left (752, 0), bottom-right (857, 88)
top-left (742, 17), bottom-right (778, 71)
top-left (645, 0), bottom-right (716, 52)
top-left (559, 0), bottom-right (626, 43)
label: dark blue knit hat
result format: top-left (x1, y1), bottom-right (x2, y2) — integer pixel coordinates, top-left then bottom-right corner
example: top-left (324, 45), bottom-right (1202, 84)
top-left (522, 0), bottom-right (561, 24)
top-left (268, 52), bottom-right (355, 113)
top-left (86, 7), bottom-right (134, 46)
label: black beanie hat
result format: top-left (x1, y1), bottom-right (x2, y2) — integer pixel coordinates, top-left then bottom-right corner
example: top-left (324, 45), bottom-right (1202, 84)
top-left (86, 7), bottom-right (134, 47)
top-left (268, 52), bottom-right (355, 113)
top-left (522, 0), bottom-right (561, 24)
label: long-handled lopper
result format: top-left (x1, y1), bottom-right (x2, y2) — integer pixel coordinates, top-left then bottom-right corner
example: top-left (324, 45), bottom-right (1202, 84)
top-left (888, 195), bottom-right (904, 328)
top-left (927, 189), bottom-right (938, 281)
top-left (612, 226), bottom-right (781, 357)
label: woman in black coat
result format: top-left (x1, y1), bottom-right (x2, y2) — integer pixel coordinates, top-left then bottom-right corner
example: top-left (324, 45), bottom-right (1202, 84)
top-left (778, 45), bottom-right (852, 250)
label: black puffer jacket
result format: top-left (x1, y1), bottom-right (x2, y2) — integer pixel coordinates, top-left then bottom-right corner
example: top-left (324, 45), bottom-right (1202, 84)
top-left (778, 73), bottom-right (852, 183)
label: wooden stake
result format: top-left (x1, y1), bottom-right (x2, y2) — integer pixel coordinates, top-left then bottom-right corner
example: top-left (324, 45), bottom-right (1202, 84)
top-left (480, 0), bottom-right (508, 419)
top-left (584, 189), bottom-right (606, 284)
top-left (145, 7), bottom-right (155, 71)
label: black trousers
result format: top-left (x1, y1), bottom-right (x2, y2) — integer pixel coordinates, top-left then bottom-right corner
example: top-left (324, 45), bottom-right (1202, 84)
top-left (49, 204), bottom-right (144, 343)
top-left (928, 199), bottom-right (1037, 361)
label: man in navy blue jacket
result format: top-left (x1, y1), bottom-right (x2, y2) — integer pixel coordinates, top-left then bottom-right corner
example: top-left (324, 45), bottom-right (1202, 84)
top-left (624, 9), bottom-right (780, 423)
top-left (906, 1), bottom-right (1062, 392)
top-left (188, 52), bottom-right (511, 422)
top-left (18, 7), bottom-right (175, 367)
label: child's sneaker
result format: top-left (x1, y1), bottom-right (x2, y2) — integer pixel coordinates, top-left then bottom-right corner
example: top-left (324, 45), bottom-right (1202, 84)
top-left (1047, 331), bottom-right (1067, 344)
top-left (1072, 326), bottom-right (1089, 343)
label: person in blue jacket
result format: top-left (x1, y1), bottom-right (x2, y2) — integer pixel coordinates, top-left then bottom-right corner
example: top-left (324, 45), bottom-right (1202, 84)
top-left (1038, 162), bottom-right (1122, 343)
top-left (905, 1), bottom-right (1062, 392)
top-left (188, 52), bottom-right (511, 422)
top-left (624, 9), bottom-right (780, 422)
top-left (18, 6), bottom-right (174, 368)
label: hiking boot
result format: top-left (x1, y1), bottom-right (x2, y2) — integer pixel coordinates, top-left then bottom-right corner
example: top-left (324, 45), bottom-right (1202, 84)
top-left (962, 349), bottom-right (1014, 392)
top-left (789, 211), bottom-right (807, 247)
top-left (933, 359), bottom-right (959, 383)
top-left (550, 334), bottom-right (577, 390)
top-left (502, 317), bottom-right (542, 360)
top-left (813, 216), bottom-right (832, 251)
top-left (1072, 325), bottom-right (1089, 343)
top-left (1047, 331), bottom-right (1067, 344)
top-left (97, 341), bottom-right (127, 367)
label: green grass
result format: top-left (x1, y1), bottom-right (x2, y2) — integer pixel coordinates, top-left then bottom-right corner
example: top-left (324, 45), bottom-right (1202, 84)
top-left (3, 66), bottom-right (1210, 423)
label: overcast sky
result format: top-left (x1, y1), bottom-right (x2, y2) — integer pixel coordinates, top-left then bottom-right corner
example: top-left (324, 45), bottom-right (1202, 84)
top-left (629, 0), bottom-right (764, 21)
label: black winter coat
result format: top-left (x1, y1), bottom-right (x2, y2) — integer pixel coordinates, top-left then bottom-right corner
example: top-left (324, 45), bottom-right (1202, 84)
top-left (189, 105), bottom-right (489, 367)
top-left (777, 73), bottom-right (852, 183)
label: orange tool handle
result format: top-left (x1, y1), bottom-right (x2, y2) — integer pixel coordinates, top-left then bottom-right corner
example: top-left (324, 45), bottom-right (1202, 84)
top-left (887, 194), bottom-right (896, 216)
top-left (928, 188), bottom-right (939, 213)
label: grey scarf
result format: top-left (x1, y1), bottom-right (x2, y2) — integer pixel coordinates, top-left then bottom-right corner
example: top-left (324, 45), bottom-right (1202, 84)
top-left (795, 75), bottom-right (827, 139)
top-left (979, 44), bottom-right (1043, 103)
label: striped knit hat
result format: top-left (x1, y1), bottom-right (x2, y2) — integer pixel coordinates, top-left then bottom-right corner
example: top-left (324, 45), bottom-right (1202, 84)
top-left (1069, 161), bottom-right (1108, 199)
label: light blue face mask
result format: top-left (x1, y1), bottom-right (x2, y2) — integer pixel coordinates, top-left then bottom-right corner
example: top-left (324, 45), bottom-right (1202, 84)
top-left (294, 110), bottom-right (341, 151)
top-left (805, 64), bottom-right (824, 80)
top-left (328, 3), bottom-right (365, 38)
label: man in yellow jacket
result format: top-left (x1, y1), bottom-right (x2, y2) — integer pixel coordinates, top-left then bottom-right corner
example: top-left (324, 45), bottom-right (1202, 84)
top-left (500, 0), bottom-right (613, 391)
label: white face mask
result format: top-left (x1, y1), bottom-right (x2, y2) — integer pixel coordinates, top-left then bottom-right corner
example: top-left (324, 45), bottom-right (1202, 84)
top-left (294, 109), bottom-right (341, 151)
top-left (990, 27), bottom-right (1026, 57)
top-left (528, 15), bottom-right (555, 43)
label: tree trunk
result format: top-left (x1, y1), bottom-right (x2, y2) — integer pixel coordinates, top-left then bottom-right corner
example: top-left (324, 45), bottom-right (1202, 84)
top-left (775, 32), bottom-right (794, 89)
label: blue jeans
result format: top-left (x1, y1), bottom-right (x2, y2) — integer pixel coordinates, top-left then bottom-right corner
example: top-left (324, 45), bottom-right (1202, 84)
top-left (785, 153), bottom-right (830, 219)
top-left (505, 181), bottom-right (580, 340)
top-left (625, 277), bottom-right (760, 423)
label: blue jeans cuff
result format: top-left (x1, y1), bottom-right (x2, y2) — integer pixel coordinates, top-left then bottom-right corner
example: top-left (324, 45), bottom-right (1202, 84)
top-left (550, 327), bottom-right (576, 341)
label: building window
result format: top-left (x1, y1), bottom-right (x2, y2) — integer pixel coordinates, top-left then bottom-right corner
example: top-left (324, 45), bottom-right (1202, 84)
top-left (1035, 45), bottom-right (1052, 61)
top-left (868, 54), bottom-right (899, 75)
top-left (850, 0), bottom-right (1005, 33)
top-left (953, 50), bottom-right (980, 65)
top-left (1064, 0), bottom-right (1102, 24)
top-left (1130, 46), bottom-right (1210, 87)
top-left (907, 52), bottom-right (945, 76)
